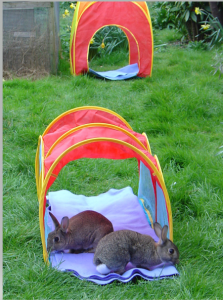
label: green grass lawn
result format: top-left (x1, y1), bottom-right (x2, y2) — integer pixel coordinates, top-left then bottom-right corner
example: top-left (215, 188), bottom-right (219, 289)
top-left (3, 25), bottom-right (223, 299)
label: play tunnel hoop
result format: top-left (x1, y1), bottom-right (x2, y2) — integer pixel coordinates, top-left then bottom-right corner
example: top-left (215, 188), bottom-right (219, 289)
top-left (42, 105), bottom-right (133, 136)
top-left (45, 123), bottom-right (148, 158)
top-left (35, 105), bottom-right (135, 198)
top-left (35, 106), bottom-right (173, 264)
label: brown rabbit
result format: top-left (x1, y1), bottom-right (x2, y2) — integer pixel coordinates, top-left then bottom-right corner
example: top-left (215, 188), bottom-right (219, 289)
top-left (93, 222), bottom-right (179, 275)
top-left (47, 210), bottom-right (113, 254)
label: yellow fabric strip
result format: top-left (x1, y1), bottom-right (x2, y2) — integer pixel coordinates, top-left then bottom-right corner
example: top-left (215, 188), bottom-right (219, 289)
top-left (133, 1), bottom-right (153, 76)
top-left (69, 2), bottom-right (80, 74)
top-left (142, 132), bottom-right (152, 154)
top-left (35, 136), bottom-right (41, 199)
top-left (71, 2), bottom-right (95, 75)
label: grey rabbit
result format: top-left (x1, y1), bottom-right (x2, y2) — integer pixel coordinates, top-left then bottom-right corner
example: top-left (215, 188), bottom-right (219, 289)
top-left (47, 210), bottom-right (114, 254)
top-left (94, 222), bottom-right (179, 275)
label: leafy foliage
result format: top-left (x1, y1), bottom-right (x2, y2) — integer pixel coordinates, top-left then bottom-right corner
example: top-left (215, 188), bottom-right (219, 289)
top-left (60, 1), bottom-right (76, 10)
top-left (59, 2), bottom-right (76, 60)
top-left (173, 2), bottom-right (210, 23)
top-left (151, 2), bottom-right (211, 40)
top-left (151, 2), bottom-right (184, 30)
top-left (198, 10), bottom-right (223, 48)
top-left (186, 40), bottom-right (210, 51)
top-left (89, 26), bottom-right (128, 60)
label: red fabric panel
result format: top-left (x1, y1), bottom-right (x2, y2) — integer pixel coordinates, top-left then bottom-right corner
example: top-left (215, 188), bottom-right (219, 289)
top-left (46, 109), bottom-right (131, 134)
top-left (44, 140), bottom-right (158, 192)
top-left (44, 126), bottom-right (153, 174)
top-left (74, 2), bottom-right (152, 77)
top-left (43, 125), bottom-right (148, 158)
top-left (43, 109), bottom-right (136, 156)
top-left (121, 28), bottom-right (139, 66)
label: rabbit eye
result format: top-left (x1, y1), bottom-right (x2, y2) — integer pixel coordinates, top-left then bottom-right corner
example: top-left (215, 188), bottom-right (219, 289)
top-left (169, 248), bottom-right (174, 254)
top-left (54, 237), bottom-right (59, 243)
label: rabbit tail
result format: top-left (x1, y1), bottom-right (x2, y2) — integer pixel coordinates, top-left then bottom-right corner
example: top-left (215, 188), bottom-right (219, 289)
top-left (96, 264), bottom-right (112, 275)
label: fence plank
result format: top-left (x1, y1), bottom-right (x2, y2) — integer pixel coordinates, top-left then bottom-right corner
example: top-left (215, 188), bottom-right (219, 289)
top-left (3, 2), bottom-right (51, 9)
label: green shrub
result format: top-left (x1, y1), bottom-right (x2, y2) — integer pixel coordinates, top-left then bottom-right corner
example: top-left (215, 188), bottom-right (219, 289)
top-left (60, 2), bottom-right (76, 60)
top-left (151, 2), bottom-right (211, 41)
top-left (196, 7), bottom-right (223, 48)
top-left (89, 26), bottom-right (128, 61)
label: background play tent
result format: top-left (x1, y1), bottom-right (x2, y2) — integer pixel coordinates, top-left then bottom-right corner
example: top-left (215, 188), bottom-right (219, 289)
top-left (70, 2), bottom-right (153, 79)
top-left (35, 106), bottom-right (178, 284)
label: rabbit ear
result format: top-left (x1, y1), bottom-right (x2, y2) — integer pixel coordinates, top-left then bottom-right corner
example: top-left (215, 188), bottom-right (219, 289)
top-left (61, 216), bottom-right (69, 233)
top-left (154, 222), bottom-right (162, 239)
top-left (49, 212), bottom-right (60, 229)
top-left (154, 223), bottom-right (168, 244)
top-left (161, 225), bottom-right (168, 243)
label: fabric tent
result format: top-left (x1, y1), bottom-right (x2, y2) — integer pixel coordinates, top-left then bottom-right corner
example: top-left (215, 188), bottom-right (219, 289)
top-left (35, 106), bottom-right (177, 284)
top-left (70, 2), bottom-right (153, 78)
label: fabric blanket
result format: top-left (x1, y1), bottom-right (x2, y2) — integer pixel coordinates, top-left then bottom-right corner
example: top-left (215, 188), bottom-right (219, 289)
top-left (88, 63), bottom-right (139, 80)
top-left (45, 187), bottom-right (179, 284)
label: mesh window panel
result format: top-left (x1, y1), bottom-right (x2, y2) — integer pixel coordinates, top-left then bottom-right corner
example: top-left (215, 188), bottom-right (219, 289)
top-left (156, 182), bottom-right (170, 239)
top-left (138, 161), bottom-right (155, 225)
